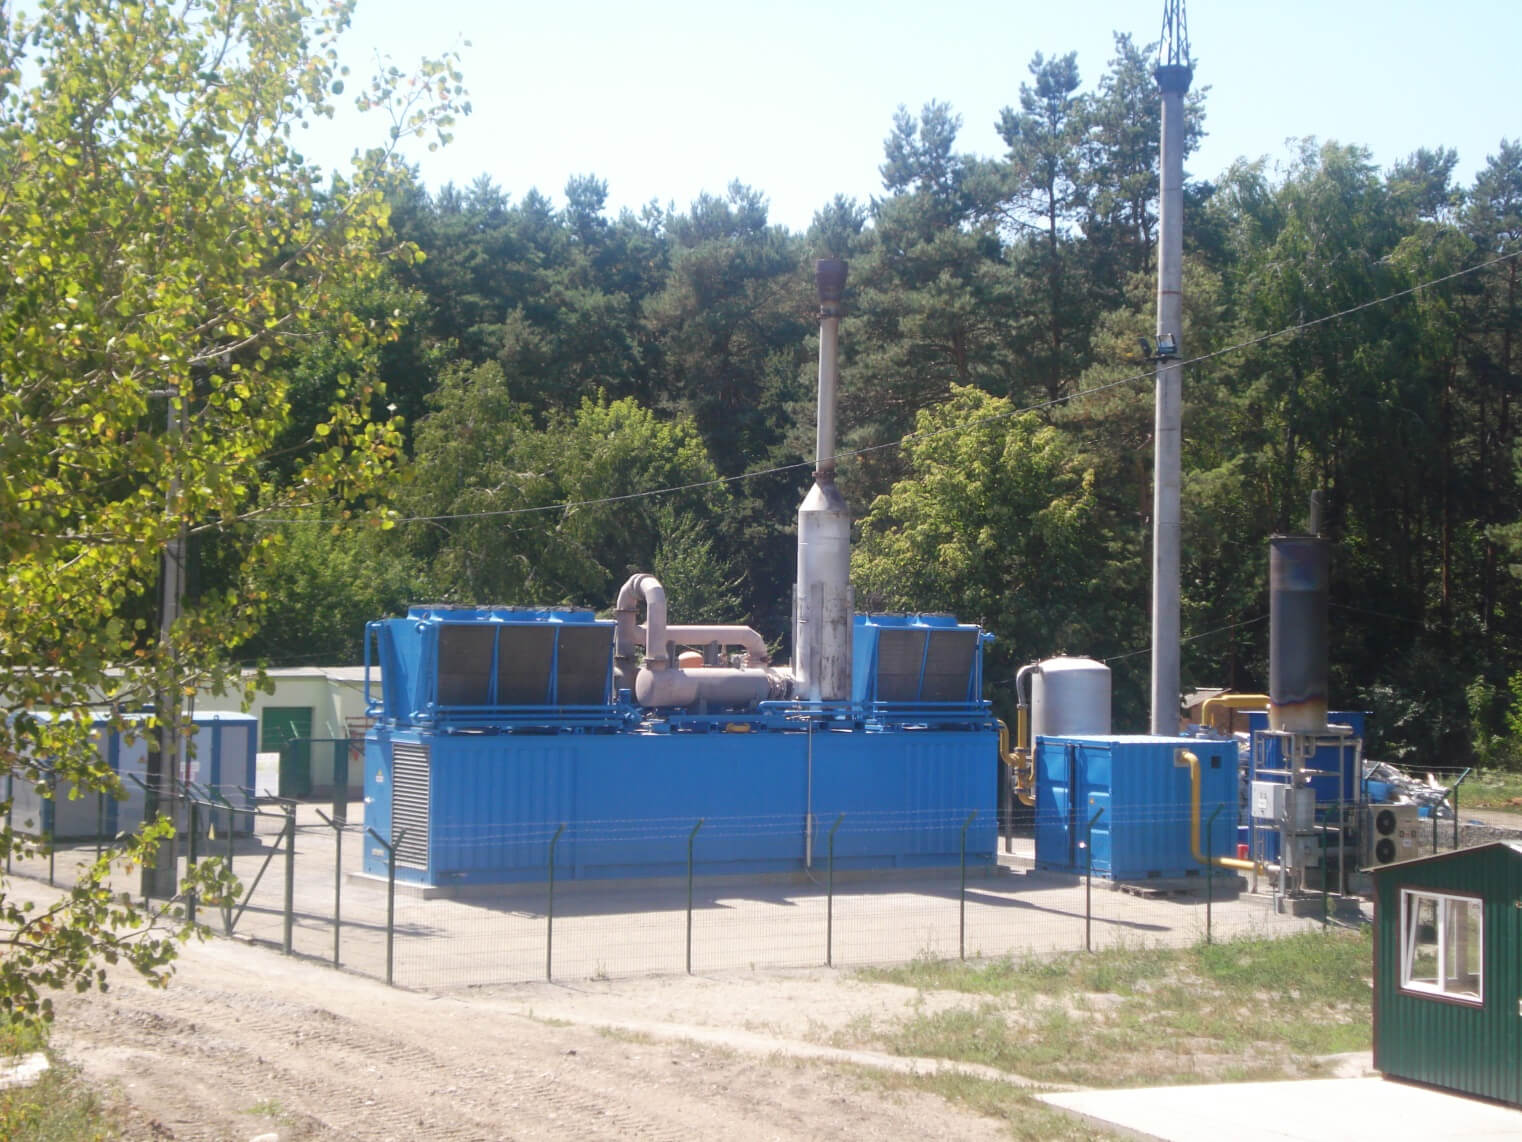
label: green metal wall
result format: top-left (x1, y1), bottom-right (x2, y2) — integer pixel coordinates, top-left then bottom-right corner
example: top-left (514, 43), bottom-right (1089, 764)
top-left (1373, 844), bottom-right (1522, 1106)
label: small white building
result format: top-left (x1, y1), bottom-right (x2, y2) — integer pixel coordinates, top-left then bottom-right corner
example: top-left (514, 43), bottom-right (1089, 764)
top-left (194, 665), bottom-right (372, 753)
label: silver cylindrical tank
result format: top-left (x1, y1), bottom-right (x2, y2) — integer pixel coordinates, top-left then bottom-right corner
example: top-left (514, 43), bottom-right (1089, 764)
top-left (1031, 657), bottom-right (1112, 741)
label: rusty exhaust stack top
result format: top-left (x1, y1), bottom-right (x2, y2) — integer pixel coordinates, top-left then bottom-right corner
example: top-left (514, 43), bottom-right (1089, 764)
top-left (793, 259), bottom-right (852, 703)
top-left (813, 258), bottom-right (846, 479)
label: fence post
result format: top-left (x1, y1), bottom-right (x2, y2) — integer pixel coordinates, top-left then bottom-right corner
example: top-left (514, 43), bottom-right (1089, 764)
top-left (1205, 804), bottom-right (1221, 946)
top-left (316, 810), bottom-right (343, 967)
top-left (46, 773), bottom-right (55, 889)
top-left (1321, 812), bottom-right (1330, 928)
top-left (187, 799), bottom-right (199, 926)
top-left (827, 813), bottom-right (844, 968)
top-left (96, 789), bottom-right (105, 861)
top-left (282, 802), bottom-right (296, 956)
top-left (546, 823), bottom-right (566, 982)
top-left (1084, 808), bottom-right (1103, 953)
top-left (5, 774), bottom-right (12, 874)
top-left (366, 826), bottom-right (405, 986)
top-left (959, 811), bottom-right (977, 961)
top-left (686, 819), bottom-right (704, 975)
top-left (1452, 774), bottom-right (1467, 850)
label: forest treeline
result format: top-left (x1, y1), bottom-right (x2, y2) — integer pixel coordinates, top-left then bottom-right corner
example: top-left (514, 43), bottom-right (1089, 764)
top-left (237, 35), bottom-right (1522, 766)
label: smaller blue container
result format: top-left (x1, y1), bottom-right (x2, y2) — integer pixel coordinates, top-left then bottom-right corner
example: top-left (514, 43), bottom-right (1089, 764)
top-left (1035, 735), bottom-right (1237, 880)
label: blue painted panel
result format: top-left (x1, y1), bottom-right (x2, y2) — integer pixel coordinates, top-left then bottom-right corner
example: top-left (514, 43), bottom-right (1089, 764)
top-left (364, 724), bottom-right (998, 885)
top-left (1035, 735), bottom-right (1238, 880)
top-left (362, 728), bottom-right (393, 868)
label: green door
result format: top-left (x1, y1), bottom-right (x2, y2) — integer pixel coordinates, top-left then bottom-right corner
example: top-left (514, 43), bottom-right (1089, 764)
top-left (260, 706), bottom-right (312, 753)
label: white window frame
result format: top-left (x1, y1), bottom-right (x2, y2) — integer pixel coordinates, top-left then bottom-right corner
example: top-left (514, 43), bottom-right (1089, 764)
top-left (1399, 887), bottom-right (1484, 1005)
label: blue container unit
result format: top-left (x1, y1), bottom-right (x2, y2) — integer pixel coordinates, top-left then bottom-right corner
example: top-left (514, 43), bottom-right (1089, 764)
top-left (12, 711), bottom-right (257, 840)
top-left (362, 606), bottom-right (998, 886)
top-left (1035, 735), bottom-right (1238, 881)
top-left (362, 727), bottom-right (996, 884)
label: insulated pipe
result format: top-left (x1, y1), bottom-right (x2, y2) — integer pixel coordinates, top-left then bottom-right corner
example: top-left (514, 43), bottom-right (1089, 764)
top-left (614, 573), bottom-right (771, 665)
top-left (1176, 749), bottom-right (1257, 872)
top-left (1198, 693), bottom-right (1269, 734)
top-left (661, 625), bottom-right (770, 665)
top-left (613, 571), bottom-right (785, 710)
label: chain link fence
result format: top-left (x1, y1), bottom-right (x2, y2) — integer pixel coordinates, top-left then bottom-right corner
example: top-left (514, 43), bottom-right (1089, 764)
top-left (3, 781), bottom-right (1407, 991)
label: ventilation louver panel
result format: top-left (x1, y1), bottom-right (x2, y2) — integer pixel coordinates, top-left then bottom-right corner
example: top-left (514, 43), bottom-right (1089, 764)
top-left (921, 628), bottom-right (978, 702)
top-left (874, 628), bottom-right (928, 702)
top-left (391, 742), bottom-right (430, 869)
top-left (495, 625), bottom-right (555, 705)
top-left (437, 625), bottom-right (495, 708)
top-left (556, 624), bottom-right (614, 705)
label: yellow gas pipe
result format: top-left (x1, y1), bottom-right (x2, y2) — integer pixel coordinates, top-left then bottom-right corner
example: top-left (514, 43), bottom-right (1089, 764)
top-left (997, 718), bottom-right (1036, 807)
top-left (1175, 749), bottom-right (1258, 872)
top-left (1198, 693), bottom-right (1269, 733)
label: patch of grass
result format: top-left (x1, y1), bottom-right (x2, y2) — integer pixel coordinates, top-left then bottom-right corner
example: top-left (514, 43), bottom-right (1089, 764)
top-left (0, 1016), bottom-right (46, 1059)
top-left (0, 1057), bottom-right (116, 1142)
top-left (245, 1096), bottom-right (285, 1117)
top-left (846, 928), bottom-right (1373, 1089)
top-left (1459, 768), bottom-right (1522, 810)
top-left (594, 1025), bottom-right (657, 1044)
top-left (845, 1066), bottom-right (1119, 1140)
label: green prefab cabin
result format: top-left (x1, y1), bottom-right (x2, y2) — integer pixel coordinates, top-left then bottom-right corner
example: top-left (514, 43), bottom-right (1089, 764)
top-left (1372, 841), bottom-right (1522, 1106)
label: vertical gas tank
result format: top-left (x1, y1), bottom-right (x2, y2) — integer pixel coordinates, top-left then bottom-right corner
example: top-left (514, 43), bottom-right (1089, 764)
top-left (1031, 657), bottom-right (1112, 741)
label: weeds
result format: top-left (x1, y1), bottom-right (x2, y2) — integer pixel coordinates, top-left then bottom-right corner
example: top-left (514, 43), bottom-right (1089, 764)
top-left (847, 928), bottom-right (1373, 1088)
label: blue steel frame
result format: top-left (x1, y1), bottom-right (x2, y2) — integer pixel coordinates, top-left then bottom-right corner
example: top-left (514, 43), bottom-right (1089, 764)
top-left (366, 608), bottom-right (627, 731)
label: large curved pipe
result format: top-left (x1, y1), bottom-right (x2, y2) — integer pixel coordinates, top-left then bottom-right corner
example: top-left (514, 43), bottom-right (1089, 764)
top-left (613, 571), bottom-right (783, 710)
top-left (1199, 693), bottom-right (1268, 734)
top-left (1176, 749), bottom-right (1257, 872)
top-left (614, 572), bottom-right (770, 666)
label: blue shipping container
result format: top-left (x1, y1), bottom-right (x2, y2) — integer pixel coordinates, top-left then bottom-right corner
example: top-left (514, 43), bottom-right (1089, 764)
top-left (362, 725), bottom-right (998, 885)
top-left (1035, 735), bottom-right (1238, 880)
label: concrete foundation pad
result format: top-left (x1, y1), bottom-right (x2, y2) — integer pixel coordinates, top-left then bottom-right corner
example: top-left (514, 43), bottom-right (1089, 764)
top-left (1038, 1077), bottom-right (1522, 1141)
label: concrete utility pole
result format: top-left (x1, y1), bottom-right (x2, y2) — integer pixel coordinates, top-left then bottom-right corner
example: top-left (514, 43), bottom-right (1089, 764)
top-left (142, 393), bottom-right (186, 900)
top-left (1150, 0), bottom-right (1193, 736)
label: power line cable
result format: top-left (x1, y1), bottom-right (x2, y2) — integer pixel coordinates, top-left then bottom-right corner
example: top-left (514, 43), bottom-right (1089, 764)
top-left (253, 246), bottom-right (1522, 527)
top-left (1103, 613), bottom-right (1268, 664)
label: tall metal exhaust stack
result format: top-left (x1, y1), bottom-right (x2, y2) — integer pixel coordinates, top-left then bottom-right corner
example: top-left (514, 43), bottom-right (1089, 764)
top-left (1269, 498), bottom-right (1330, 733)
top-left (794, 259), bottom-right (852, 703)
top-left (1149, 0), bottom-right (1193, 735)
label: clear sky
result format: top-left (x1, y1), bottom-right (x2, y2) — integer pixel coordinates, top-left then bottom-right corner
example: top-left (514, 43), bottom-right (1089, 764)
top-left (309, 0), bottom-right (1522, 232)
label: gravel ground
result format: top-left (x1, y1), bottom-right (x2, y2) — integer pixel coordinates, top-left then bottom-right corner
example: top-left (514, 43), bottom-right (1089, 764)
top-left (47, 927), bottom-right (1022, 1142)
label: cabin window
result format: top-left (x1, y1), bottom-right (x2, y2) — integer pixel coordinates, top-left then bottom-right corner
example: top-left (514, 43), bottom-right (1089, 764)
top-left (1400, 888), bottom-right (1483, 1004)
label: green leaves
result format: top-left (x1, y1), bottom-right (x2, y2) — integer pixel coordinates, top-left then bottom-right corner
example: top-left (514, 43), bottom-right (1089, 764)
top-left (0, 0), bottom-right (466, 1033)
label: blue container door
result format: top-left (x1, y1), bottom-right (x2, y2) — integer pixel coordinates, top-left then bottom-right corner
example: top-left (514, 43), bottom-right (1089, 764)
top-left (1035, 739), bottom-right (1080, 872)
top-left (1084, 787), bottom-right (1113, 876)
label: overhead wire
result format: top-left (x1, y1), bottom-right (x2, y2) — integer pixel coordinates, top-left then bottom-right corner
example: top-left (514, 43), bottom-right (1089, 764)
top-left (252, 246), bottom-right (1522, 528)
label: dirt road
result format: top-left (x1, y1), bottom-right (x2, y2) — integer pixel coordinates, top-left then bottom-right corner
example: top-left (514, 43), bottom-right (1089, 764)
top-left (49, 932), bottom-right (1014, 1141)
